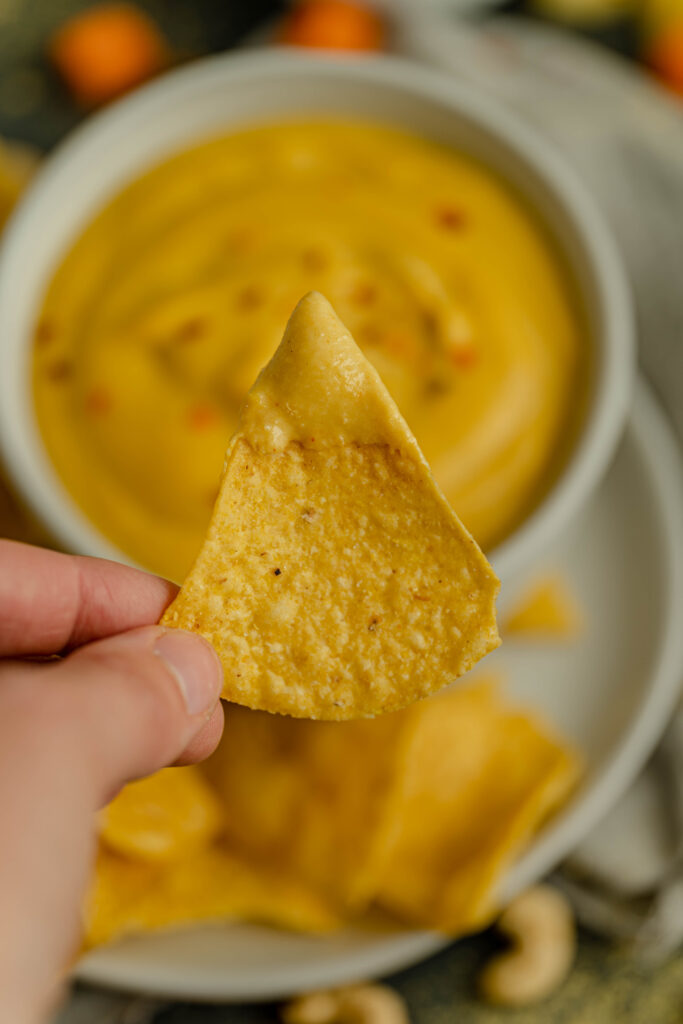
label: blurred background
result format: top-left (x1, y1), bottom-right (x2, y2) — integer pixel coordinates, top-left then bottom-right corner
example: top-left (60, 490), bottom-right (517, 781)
top-left (0, 1), bottom-right (681, 1022)
top-left (0, 0), bottom-right (681, 150)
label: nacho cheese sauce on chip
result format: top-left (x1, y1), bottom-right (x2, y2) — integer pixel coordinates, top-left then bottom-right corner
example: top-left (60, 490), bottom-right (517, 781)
top-left (33, 120), bottom-right (585, 580)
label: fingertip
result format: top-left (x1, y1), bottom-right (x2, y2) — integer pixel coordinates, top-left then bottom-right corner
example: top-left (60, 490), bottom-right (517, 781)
top-left (174, 700), bottom-right (225, 766)
top-left (154, 628), bottom-right (223, 717)
top-left (53, 625), bottom-right (224, 793)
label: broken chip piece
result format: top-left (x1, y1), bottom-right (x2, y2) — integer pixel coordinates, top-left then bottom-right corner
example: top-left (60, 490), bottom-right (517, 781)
top-left (98, 766), bottom-right (223, 863)
top-left (374, 678), bottom-right (582, 932)
top-left (161, 292), bottom-right (499, 719)
top-left (202, 703), bottom-right (407, 911)
top-left (85, 845), bottom-right (340, 948)
top-left (503, 574), bottom-right (582, 640)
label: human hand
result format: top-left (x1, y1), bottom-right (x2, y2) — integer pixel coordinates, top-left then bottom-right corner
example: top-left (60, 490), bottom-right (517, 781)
top-left (0, 540), bottom-right (224, 1024)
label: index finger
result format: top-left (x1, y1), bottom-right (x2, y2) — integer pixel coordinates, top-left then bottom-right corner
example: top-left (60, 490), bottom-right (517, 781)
top-left (0, 540), bottom-right (177, 657)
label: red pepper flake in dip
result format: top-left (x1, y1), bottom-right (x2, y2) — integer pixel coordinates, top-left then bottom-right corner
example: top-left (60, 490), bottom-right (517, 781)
top-left (176, 317), bottom-right (206, 343)
top-left (351, 282), bottom-right (377, 307)
top-left (449, 346), bottom-right (479, 370)
top-left (35, 320), bottom-right (56, 346)
top-left (235, 285), bottom-right (263, 311)
top-left (46, 359), bottom-right (73, 382)
top-left (84, 386), bottom-right (113, 415)
top-left (301, 248), bottom-right (328, 272)
top-left (435, 205), bottom-right (466, 231)
top-left (188, 403), bottom-right (219, 431)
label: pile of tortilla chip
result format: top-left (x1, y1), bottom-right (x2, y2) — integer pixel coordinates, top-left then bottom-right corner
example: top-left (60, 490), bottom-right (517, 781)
top-left (86, 677), bottom-right (580, 947)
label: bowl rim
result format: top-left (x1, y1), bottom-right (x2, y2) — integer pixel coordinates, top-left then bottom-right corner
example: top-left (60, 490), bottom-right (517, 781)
top-left (0, 49), bottom-right (634, 580)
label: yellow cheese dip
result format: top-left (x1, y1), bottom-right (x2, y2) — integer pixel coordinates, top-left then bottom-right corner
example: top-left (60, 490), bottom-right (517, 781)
top-left (33, 120), bottom-right (585, 582)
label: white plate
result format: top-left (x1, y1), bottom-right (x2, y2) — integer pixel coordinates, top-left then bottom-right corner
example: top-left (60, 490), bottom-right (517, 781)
top-left (76, 381), bottom-right (683, 1002)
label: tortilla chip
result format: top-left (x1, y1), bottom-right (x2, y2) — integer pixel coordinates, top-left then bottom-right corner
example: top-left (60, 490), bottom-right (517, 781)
top-left (162, 292), bottom-right (499, 719)
top-left (98, 766), bottom-right (222, 862)
top-left (503, 574), bottom-right (583, 639)
top-left (374, 678), bottom-right (582, 933)
top-left (84, 850), bottom-right (158, 947)
top-left (84, 845), bottom-right (340, 949)
top-left (203, 703), bottom-right (406, 911)
top-left (197, 848), bottom-right (342, 934)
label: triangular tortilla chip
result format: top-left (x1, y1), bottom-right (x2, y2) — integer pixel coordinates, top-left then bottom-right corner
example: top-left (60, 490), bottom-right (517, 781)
top-left (161, 292), bottom-right (499, 719)
top-left (374, 679), bottom-right (582, 933)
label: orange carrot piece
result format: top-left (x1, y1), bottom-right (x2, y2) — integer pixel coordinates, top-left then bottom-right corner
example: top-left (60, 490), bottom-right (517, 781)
top-left (648, 23), bottom-right (683, 94)
top-left (278, 0), bottom-right (385, 52)
top-left (49, 3), bottom-right (168, 107)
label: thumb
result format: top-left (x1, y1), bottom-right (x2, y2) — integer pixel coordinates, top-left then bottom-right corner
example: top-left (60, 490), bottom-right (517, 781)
top-left (0, 626), bottom-right (223, 1023)
top-left (45, 624), bottom-right (224, 801)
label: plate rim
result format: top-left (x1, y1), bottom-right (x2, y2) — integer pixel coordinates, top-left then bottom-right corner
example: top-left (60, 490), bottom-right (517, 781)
top-left (76, 378), bottom-right (683, 1002)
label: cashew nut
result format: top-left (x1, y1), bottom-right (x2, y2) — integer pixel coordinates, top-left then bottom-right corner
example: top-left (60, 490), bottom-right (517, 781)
top-left (282, 989), bottom-right (341, 1024)
top-left (282, 983), bottom-right (410, 1024)
top-left (478, 884), bottom-right (576, 1007)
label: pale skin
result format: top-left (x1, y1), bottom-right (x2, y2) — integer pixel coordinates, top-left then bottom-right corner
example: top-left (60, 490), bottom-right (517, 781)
top-left (0, 540), bottom-right (226, 1024)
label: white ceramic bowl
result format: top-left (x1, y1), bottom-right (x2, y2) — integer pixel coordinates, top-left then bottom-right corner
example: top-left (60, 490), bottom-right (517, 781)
top-left (0, 52), bottom-right (633, 578)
